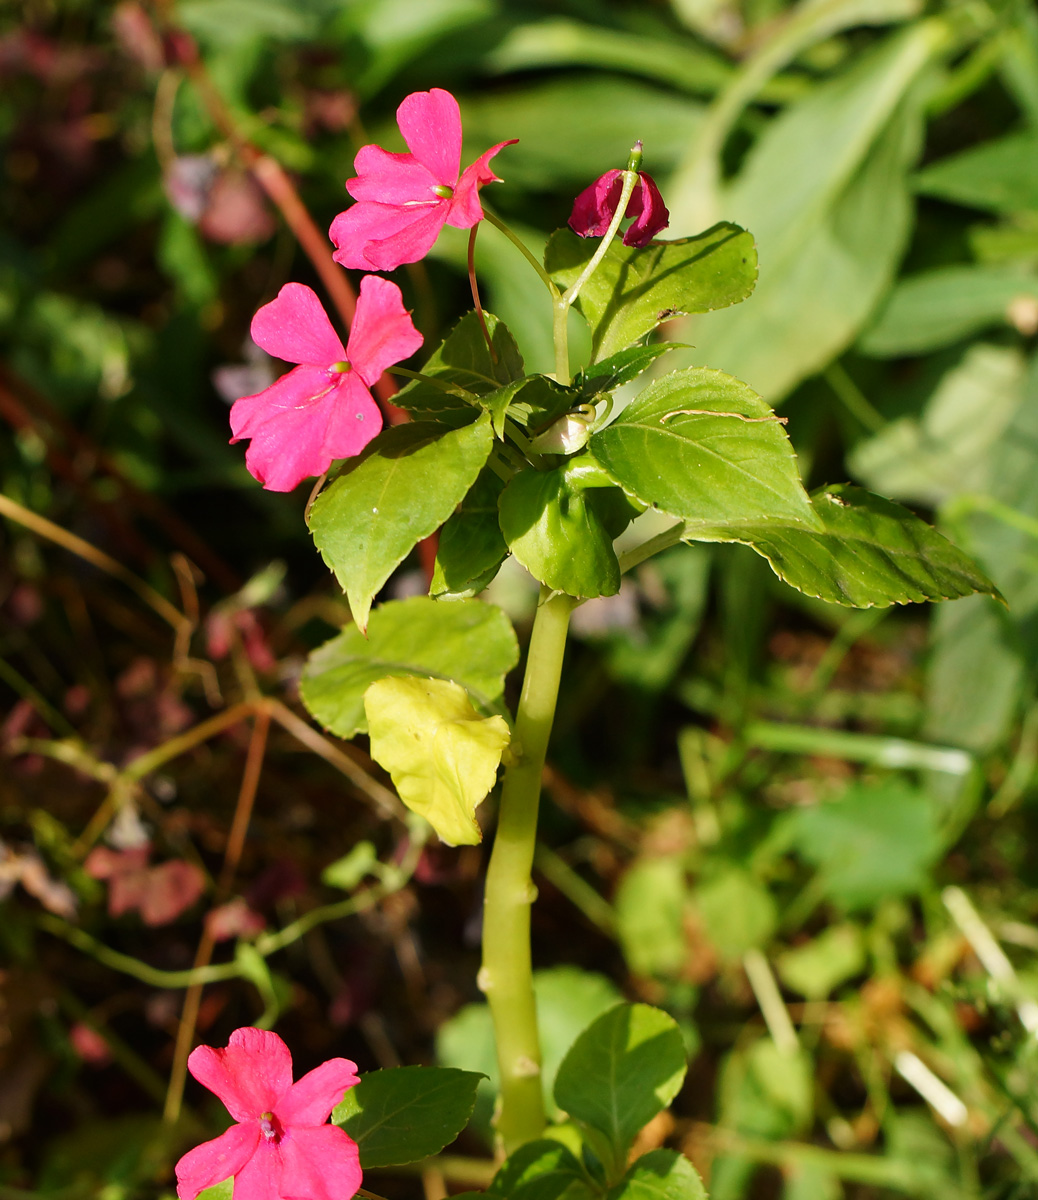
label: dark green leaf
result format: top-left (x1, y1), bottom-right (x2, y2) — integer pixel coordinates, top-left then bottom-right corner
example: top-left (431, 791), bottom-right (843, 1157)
top-left (681, 484), bottom-right (1002, 608)
top-left (332, 1066), bottom-right (484, 1168)
top-left (578, 344), bottom-right (685, 396)
top-left (308, 413), bottom-right (494, 631)
top-left (608, 1150), bottom-right (707, 1200)
top-left (300, 595), bottom-right (518, 739)
top-left (590, 369), bottom-right (819, 531)
top-left (489, 1139), bottom-right (597, 1200)
top-left (499, 467), bottom-right (627, 599)
top-left (859, 268), bottom-right (1038, 356)
top-left (546, 223), bottom-right (756, 360)
top-left (488, 375), bottom-right (579, 437)
top-left (394, 312), bottom-right (524, 416)
top-left (554, 1004), bottom-right (687, 1160)
top-left (431, 468), bottom-right (508, 598)
top-left (913, 131), bottom-right (1038, 213)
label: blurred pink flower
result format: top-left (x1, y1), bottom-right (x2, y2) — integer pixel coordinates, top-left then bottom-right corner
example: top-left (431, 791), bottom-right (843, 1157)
top-left (230, 276), bottom-right (422, 492)
top-left (175, 1027), bottom-right (361, 1200)
top-left (569, 168), bottom-right (669, 247)
top-left (330, 88), bottom-right (516, 271)
top-left (85, 845), bottom-right (206, 926)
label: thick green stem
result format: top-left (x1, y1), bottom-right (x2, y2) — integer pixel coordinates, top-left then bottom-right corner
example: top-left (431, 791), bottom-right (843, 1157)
top-left (481, 588), bottom-right (575, 1154)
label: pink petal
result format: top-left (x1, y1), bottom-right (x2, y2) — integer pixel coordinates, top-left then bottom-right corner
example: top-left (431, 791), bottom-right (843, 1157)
top-left (396, 88), bottom-right (461, 186)
top-left (622, 172), bottom-right (670, 246)
top-left (187, 1028), bottom-right (294, 1121)
top-left (280, 1125), bottom-right (362, 1200)
top-left (278, 1058), bottom-right (360, 1127)
top-left (233, 1140), bottom-right (284, 1200)
top-left (229, 365), bottom-right (342, 492)
top-left (345, 275), bottom-right (423, 386)
top-left (346, 145), bottom-right (440, 205)
top-left (568, 169), bottom-right (624, 239)
top-left (250, 283), bottom-right (345, 367)
top-left (175, 1121), bottom-right (259, 1200)
top-left (447, 139), bottom-right (517, 229)
top-left (329, 201), bottom-right (448, 272)
top-left (321, 375), bottom-right (382, 462)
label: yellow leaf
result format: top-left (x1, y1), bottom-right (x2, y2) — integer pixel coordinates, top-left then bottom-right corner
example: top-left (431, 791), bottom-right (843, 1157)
top-left (364, 676), bottom-right (511, 846)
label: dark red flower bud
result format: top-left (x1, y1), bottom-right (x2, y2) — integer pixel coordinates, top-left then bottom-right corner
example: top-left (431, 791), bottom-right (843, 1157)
top-left (569, 168), bottom-right (669, 247)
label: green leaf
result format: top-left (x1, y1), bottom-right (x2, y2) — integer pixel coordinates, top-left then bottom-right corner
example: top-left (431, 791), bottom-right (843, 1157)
top-left (300, 595), bottom-right (518, 739)
top-left (394, 311), bottom-right (524, 416)
top-left (308, 413), bottom-right (494, 631)
top-left (860, 268), bottom-right (1038, 356)
top-left (776, 924), bottom-right (867, 1000)
top-left (719, 1040), bottom-right (814, 1138)
top-left (431, 468), bottom-right (508, 598)
top-left (489, 375), bottom-right (578, 437)
top-left (364, 676), bottom-right (510, 845)
top-left (436, 968), bottom-right (623, 1135)
top-left (849, 345), bottom-right (1027, 505)
top-left (578, 344), bottom-right (685, 396)
top-left (608, 1150), bottom-right (707, 1200)
top-left (683, 484), bottom-right (1001, 608)
top-left (332, 1065), bottom-right (484, 1168)
top-left (590, 368), bottom-right (819, 531)
top-left (499, 467), bottom-right (629, 599)
top-left (554, 1004), bottom-right (687, 1161)
top-left (545, 223), bottom-right (756, 361)
top-left (489, 1139), bottom-right (597, 1200)
top-left (695, 868), bottom-right (776, 961)
top-left (783, 780), bottom-right (942, 910)
top-left (615, 857), bottom-right (688, 978)
top-left (196, 1181), bottom-right (233, 1200)
top-left (677, 24), bottom-right (935, 400)
top-left (913, 130), bottom-right (1038, 214)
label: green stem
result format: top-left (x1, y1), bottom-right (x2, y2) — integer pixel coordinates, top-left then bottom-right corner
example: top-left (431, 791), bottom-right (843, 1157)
top-left (482, 209), bottom-right (558, 296)
top-left (481, 587), bottom-right (575, 1154)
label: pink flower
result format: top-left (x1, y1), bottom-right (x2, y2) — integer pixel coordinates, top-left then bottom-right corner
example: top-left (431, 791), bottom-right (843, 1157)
top-left (569, 168), bottom-right (669, 247)
top-left (329, 88), bottom-right (516, 271)
top-left (230, 276), bottom-right (422, 492)
top-left (175, 1027), bottom-right (361, 1200)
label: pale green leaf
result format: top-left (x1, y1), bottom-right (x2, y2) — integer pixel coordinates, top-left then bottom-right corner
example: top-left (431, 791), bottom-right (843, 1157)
top-left (913, 130), bottom-right (1038, 214)
top-left (300, 595), bottom-right (518, 739)
top-left (695, 868), bottom-right (776, 961)
top-left (545, 224), bottom-right (756, 361)
top-left (308, 413), bottom-right (494, 631)
top-left (590, 368), bottom-right (819, 531)
top-left (615, 857), bottom-right (688, 978)
top-left (364, 677), bottom-right (510, 845)
top-left (776, 925), bottom-right (867, 999)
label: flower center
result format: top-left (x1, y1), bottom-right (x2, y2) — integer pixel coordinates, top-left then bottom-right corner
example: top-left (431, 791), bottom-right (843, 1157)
top-left (259, 1111), bottom-right (284, 1143)
top-left (329, 360), bottom-right (352, 374)
top-left (430, 184), bottom-right (454, 200)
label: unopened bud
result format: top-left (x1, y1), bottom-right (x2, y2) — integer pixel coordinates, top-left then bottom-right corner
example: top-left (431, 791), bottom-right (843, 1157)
top-left (627, 140), bottom-right (644, 173)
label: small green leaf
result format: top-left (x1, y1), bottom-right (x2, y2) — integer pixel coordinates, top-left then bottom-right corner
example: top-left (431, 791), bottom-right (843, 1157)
top-left (364, 677), bottom-right (510, 846)
top-left (489, 1139), bottom-right (597, 1200)
top-left (394, 311), bottom-right (524, 416)
top-left (196, 1181), bottom-right (233, 1200)
top-left (608, 1150), bottom-right (707, 1200)
top-left (615, 857), bottom-right (688, 978)
top-left (777, 925), bottom-right (867, 1000)
top-left (300, 595), bottom-right (518, 740)
top-left (484, 375), bottom-right (577, 440)
top-left (695, 867), bottom-right (776, 961)
top-left (683, 484), bottom-right (1002, 608)
top-left (431, 468), bottom-right (508, 597)
top-left (309, 414), bottom-right (494, 631)
top-left (546, 223), bottom-right (756, 360)
top-left (332, 1065), bottom-right (484, 1168)
top-left (590, 368), bottom-right (819, 531)
top-left (321, 842), bottom-right (378, 891)
top-left (578, 344), bottom-right (685, 396)
top-left (499, 467), bottom-right (628, 599)
top-left (554, 1004), bottom-right (687, 1162)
